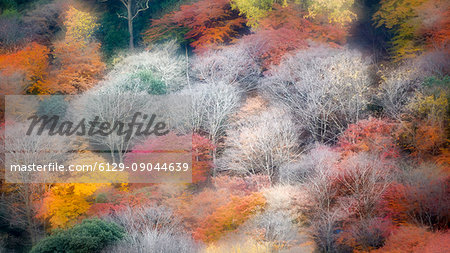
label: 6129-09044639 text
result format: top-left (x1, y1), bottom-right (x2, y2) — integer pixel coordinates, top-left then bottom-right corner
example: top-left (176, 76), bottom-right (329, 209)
top-left (9, 162), bottom-right (190, 173)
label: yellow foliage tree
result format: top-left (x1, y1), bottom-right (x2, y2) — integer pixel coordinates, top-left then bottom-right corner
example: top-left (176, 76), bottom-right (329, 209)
top-left (373, 0), bottom-right (449, 60)
top-left (306, 0), bottom-right (357, 25)
top-left (64, 6), bottom-right (100, 47)
top-left (39, 152), bottom-right (127, 229)
top-left (231, 0), bottom-right (356, 27)
top-left (231, 0), bottom-right (283, 27)
top-left (398, 85), bottom-right (449, 158)
top-left (48, 6), bottom-right (105, 94)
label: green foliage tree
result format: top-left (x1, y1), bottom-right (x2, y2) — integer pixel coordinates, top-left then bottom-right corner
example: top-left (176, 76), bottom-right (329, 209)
top-left (30, 219), bottom-right (125, 253)
top-left (134, 70), bottom-right (167, 95)
top-left (98, 10), bottom-right (128, 60)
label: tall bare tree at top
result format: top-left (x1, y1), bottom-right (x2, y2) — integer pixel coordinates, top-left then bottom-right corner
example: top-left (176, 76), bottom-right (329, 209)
top-left (117, 0), bottom-right (150, 50)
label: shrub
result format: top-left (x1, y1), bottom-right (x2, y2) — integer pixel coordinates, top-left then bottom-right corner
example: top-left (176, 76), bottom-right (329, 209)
top-left (30, 219), bottom-right (125, 253)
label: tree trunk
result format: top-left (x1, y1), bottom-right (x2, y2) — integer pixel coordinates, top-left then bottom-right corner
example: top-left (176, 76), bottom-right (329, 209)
top-left (127, 1), bottom-right (134, 50)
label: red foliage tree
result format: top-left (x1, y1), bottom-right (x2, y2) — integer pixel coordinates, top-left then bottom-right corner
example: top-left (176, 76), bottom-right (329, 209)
top-left (338, 117), bottom-right (400, 158)
top-left (192, 134), bottom-right (215, 184)
top-left (419, 0), bottom-right (450, 50)
top-left (381, 182), bottom-right (410, 226)
top-left (241, 4), bottom-right (348, 67)
top-left (144, 0), bottom-right (246, 52)
top-left (381, 173), bottom-right (449, 230)
top-left (373, 225), bottom-right (450, 253)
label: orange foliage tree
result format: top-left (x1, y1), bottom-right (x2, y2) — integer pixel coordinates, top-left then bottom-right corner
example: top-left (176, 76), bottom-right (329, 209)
top-left (162, 175), bottom-right (269, 232)
top-left (193, 192), bottom-right (266, 242)
top-left (397, 84), bottom-right (448, 159)
top-left (144, 0), bottom-right (246, 52)
top-left (48, 6), bottom-right (105, 94)
top-left (0, 42), bottom-right (50, 94)
top-left (37, 152), bottom-right (127, 229)
top-left (39, 183), bottom-right (101, 229)
top-left (163, 188), bottom-right (231, 232)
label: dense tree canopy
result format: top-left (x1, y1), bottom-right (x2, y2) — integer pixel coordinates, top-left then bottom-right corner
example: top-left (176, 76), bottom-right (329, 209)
top-left (0, 0), bottom-right (448, 252)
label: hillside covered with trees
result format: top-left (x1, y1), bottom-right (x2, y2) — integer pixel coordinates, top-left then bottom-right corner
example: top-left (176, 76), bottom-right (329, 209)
top-left (0, 0), bottom-right (449, 252)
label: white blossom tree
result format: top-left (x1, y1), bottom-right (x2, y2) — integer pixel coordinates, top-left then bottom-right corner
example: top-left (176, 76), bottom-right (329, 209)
top-left (219, 106), bottom-right (300, 183)
top-left (263, 46), bottom-right (372, 143)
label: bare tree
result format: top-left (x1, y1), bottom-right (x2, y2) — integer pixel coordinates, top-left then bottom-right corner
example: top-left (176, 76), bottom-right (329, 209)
top-left (178, 80), bottom-right (243, 148)
top-left (105, 205), bottom-right (180, 234)
top-left (377, 63), bottom-right (424, 119)
top-left (415, 49), bottom-right (450, 76)
top-left (298, 145), bottom-right (341, 213)
top-left (23, 0), bottom-right (67, 45)
top-left (280, 144), bottom-right (340, 185)
top-left (309, 206), bottom-right (348, 253)
top-left (191, 42), bottom-right (261, 90)
top-left (108, 0), bottom-right (150, 50)
top-left (70, 85), bottom-right (152, 163)
top-left (298, 146), bottom-right (346, 252)
top-left (71, 42), bottom-right (189, 162)
top-left (0, 123), bottom-right (69, 245)
top-left (103, 205), bottom-right (199, 253)
top-left (103, 227), bottom-right (199, 253)
top-left (397, 162), bottom-right (449, 229)
top-left (262, 46), bottom-right (372, 144)
top-left (252, 210), bottom-right (298, 245)
top-left (219, 106), bottom-right (300, 183)
top-left (337, 153), bottom-right (395, 220)
top-left (0, 15), bottom-right (29, 51)
top-left (300, 149), bottom-right (395, 252)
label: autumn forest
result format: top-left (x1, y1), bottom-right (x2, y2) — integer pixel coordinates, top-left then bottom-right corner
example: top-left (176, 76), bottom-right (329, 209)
top-left (0, 0), bottom-right (449, 252)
